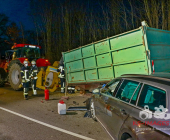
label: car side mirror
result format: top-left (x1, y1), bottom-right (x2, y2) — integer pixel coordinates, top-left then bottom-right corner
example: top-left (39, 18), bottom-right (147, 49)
top-left (92, 88), bottom-right (100, 94)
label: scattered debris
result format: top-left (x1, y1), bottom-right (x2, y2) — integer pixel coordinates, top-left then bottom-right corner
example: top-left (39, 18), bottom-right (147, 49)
top-left (67, 106), bottom-right (87, 111)
top-left (61, 96), bottom-right (69, 100)
top-left (73, 101), bottom-right (79, 105)
top-left (79, 90), bottom-right (85, 95)
top-left (84, 111), bottom-right (91, 118)
top-left (73, 101), bottom-right (76, 104)
top-left (83, 100), bottom-right (86, 103)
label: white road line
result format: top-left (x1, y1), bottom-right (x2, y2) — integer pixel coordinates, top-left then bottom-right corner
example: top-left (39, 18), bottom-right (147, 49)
top-left (96, 116), bottom-right (115, 140)
top-left (0, 107), bottom-right (95, 140)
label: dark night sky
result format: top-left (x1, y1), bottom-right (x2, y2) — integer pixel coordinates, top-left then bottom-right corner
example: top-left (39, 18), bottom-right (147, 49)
top-left (0, 0), bottom-right (34, 30)
top-left (0, 0), bottom-right (106, 31)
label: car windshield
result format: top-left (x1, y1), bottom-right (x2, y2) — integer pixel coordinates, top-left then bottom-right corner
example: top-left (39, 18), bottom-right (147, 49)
top-left (15, 48), bottom-right (40, 58)
top-left (108, 81), bottom-right (120, 91)
top-left (101, 79), bottom-right (121, 96)
top-left (5, 50), bottom-right (14, 60)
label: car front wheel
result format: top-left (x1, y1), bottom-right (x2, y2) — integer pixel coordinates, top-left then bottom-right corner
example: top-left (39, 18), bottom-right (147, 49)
top-left (121, 133), bottom-right (132, 140)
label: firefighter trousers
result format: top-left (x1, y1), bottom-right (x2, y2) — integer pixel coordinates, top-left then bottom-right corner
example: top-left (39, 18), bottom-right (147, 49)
top-left (60, 78), bottom-right (65, 93)
top-left (23, 82), bottom-right (29, 99)
top-left (31, 79), bottom-right (37, 95)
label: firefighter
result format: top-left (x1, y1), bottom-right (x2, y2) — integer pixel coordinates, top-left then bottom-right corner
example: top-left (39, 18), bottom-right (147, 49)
top-left (30, 60), bottom-right (38, 95)
top-left (20, 60), bottom-right (30, 100)
top-left (57, 64), bottom-right (65, 93)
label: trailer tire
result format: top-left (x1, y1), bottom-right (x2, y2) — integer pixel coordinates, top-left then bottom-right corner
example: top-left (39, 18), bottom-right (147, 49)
top-left (9, 63), bottom-right (23, 90)
top-left (0, 68), bottom-right (7, 87)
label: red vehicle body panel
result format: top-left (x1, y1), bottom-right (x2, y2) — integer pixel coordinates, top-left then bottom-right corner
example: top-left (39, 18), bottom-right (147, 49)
top-left (18, 57), bottom-right (27, 64)
top-left (0, 59), bottom-right (6, 68)
top-left (17, 58), bottom-right (51, 67)
top-left (12, 44), bottom-right (41, 49)
top-left (36, 58), bottom-right (51, 67)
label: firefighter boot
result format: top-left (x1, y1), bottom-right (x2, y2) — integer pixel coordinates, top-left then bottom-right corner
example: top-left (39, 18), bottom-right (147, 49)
top-left (25, 95), bottom-right (28, 100)
top-left (24, 88), bottom-right (29, 100)
top-left (61, 87), bottom-right (65, 93)
top-left (32, 84), bottom-right (37, 95)
top-left (24, 94), bottom-right (28, 100)
top-left (33, 90), bottom-right (37, 95)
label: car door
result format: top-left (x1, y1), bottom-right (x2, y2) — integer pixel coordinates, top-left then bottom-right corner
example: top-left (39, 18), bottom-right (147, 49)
top-left (132, 83), bottom-right (170, 140)
top-left (108, 79), bottom-right (140, 139)
top-left (94, 78), bottom-right (122, 131)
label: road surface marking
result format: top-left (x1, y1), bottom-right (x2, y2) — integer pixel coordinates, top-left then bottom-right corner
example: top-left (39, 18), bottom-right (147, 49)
top-left (0, 107), bottom-right (95, 140)
top-left (96, 116), bottom-right (115, 140)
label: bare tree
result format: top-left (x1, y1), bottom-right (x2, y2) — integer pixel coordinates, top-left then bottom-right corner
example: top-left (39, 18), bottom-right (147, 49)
top-left (20, 22), bottom-right (25, 43)
top-left (168, 0), bottom-right (170, 30)
top-left (143, 0), bottom-right (153, 27)
top-left (6, 22), bottom-right (20, 43)
top-left (128, 0), bottom-right (135, 29)
top-left (161, 0), bottom-right (166, 29)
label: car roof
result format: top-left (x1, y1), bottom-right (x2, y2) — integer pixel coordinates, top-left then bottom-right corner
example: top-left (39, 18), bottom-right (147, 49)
top-left (121, 73), bottom-right (170, 81)
top-left (120, 73), bottom-right (170, 86)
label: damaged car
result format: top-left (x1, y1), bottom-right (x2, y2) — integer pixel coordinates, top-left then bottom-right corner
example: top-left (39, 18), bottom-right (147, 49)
top-left (89, 74), bottom-right (170, 140)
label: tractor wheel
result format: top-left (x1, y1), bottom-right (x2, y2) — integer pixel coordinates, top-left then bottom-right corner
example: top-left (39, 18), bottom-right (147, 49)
top-left (0, 68), bottom-right (7, 87)
top-left (8, 63), bottom-right (23, 90)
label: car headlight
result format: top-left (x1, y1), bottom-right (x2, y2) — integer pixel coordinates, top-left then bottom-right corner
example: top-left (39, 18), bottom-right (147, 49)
top-left (92, 88), bottom-right (100, 94)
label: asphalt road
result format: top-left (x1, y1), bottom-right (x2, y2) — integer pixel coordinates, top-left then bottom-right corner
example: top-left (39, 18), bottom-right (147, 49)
top-left (0, 85), bottom-right (111, 140)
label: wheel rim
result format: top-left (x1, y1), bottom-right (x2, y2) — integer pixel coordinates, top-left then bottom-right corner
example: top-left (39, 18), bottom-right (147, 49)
top-left (45, 72), bottom-right (53, 87)
top-left (11, 69), bottom-right (20, 84)
top-left (91, 101), bottom-right (96, 118)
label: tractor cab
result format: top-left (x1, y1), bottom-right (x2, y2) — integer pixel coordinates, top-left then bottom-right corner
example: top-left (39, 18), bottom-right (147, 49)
top-left (5, 50), bottom-right (14, 60)
top-left (10, 44), bottom-right (50, 67)
top-left (11, 44), bottom-right (41, 62)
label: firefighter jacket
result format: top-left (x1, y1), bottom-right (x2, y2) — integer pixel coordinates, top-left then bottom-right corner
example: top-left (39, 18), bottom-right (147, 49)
top-left (21, 66), bottom-right (30, 83)
top-left (57, 67), bottom-right (65, 78)
top-left (30, 66), bottom-right (38, 80)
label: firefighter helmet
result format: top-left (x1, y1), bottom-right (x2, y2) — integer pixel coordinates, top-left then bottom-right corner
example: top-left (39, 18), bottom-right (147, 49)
top-left (58, 66), bottom-right (63, 71)
top-left (31, 60), bottom-right (36, 65)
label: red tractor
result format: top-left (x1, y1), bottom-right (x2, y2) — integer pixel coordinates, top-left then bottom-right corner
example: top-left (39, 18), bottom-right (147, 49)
top-left (0, 43), bottom-right (51, 90)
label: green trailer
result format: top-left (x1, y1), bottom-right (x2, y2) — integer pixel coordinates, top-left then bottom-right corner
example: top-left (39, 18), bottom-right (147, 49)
top-left (63, 21), bottom-right (170, 90)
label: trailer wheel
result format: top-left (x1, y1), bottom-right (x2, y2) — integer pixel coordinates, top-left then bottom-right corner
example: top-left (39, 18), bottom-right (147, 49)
top-left (9, 63), bottom-right (23, 90)
top-left (0, 68), bottom-right (7, 87)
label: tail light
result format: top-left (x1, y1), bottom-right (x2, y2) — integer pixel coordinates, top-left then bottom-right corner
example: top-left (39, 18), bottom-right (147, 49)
top-left (152, 60), bottom-right (155, 74)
